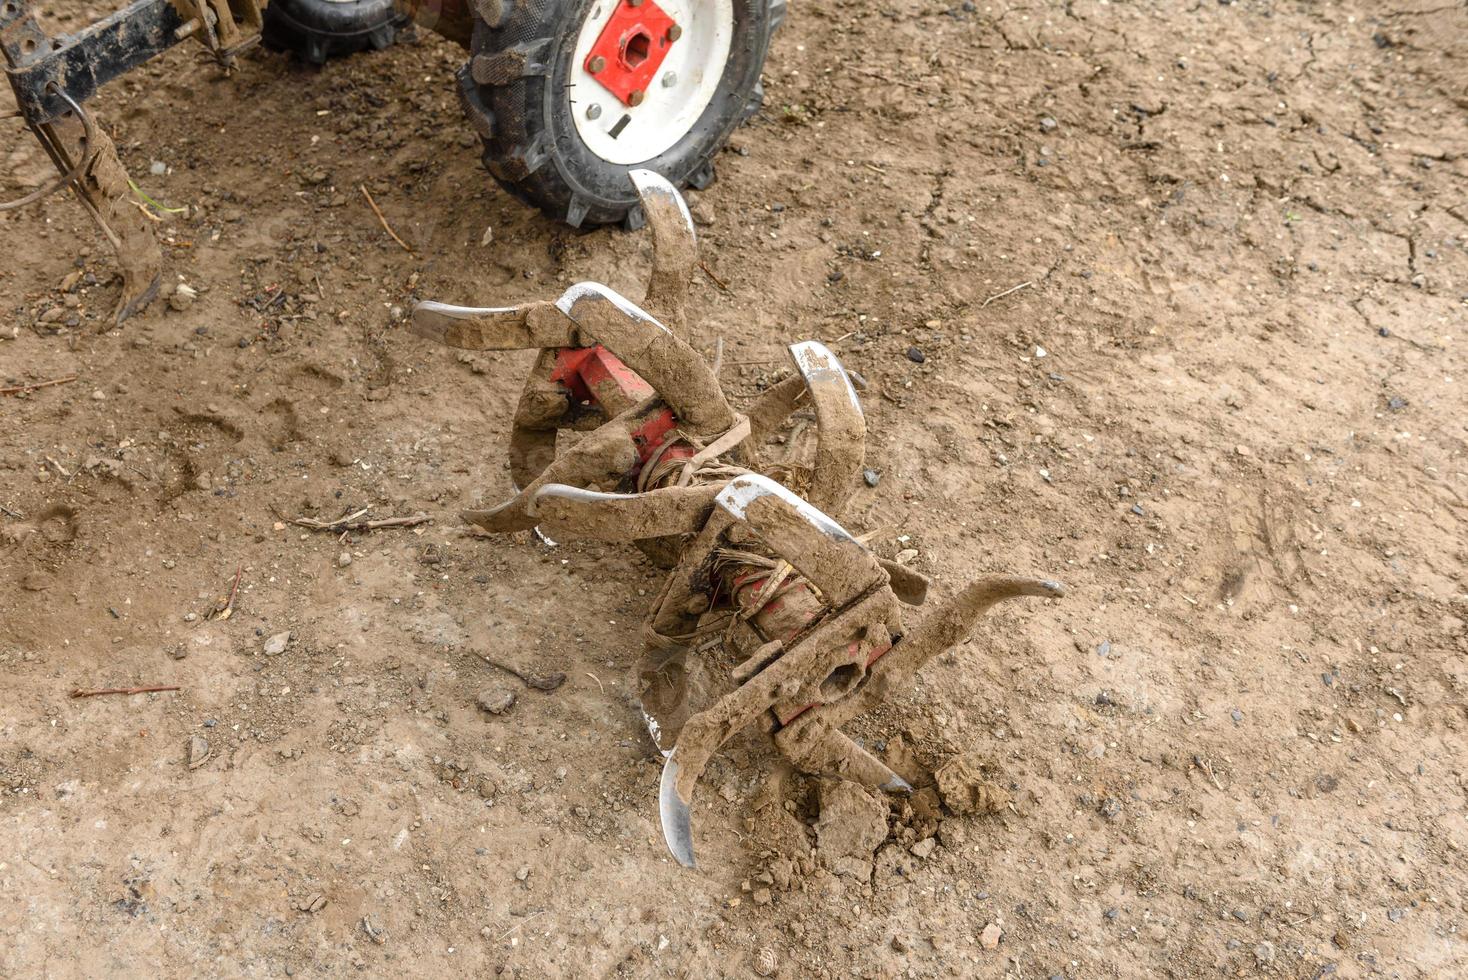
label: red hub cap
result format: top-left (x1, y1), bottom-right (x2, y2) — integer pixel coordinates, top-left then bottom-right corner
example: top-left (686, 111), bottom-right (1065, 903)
top-left (584, 0), bottom-right (681, 108)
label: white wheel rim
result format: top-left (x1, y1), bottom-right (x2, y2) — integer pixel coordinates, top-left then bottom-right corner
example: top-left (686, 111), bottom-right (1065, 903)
top-left (569, 0), bottom-right (734, 166)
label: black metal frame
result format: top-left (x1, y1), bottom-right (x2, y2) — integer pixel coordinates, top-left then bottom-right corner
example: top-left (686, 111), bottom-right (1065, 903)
top-left (1, 0), bottom-right (189, 125)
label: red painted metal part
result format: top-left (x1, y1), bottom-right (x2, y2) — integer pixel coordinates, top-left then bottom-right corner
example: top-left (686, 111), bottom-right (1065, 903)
top-left (584, 0), bottom-right (679, 108)
top-left (551, 344), bottom-right (692, 471)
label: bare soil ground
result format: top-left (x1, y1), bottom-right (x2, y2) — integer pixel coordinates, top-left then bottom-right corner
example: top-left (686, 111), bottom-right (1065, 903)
top-left (3, 0), bottom-right (1466, 976)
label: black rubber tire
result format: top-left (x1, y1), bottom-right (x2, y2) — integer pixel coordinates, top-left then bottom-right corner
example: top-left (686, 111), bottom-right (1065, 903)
top-left (460, 0), bottom-right (786, 228)
top-left (262, 0), bottom-right (409, 64)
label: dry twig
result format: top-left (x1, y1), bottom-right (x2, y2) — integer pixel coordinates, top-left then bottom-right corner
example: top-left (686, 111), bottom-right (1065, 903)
top-left (70, 685), bottom-right (181, 699)
top-left (360, 185), bottom-right (413, 253)
top-left (1, 375), bottom-right (78, 396)
top-left (700, 260), bottom-right (729, 291)
top-left (288, 508), bottom-right (430, 533)
top-left (208, 565), bottom-right (243, 620)
top-left (980, 280), bottom-right (1033, 308)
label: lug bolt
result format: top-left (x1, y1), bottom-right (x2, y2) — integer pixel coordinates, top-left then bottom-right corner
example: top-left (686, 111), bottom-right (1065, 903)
top-left (665, 24), bottom-right (681, 41)
top-left (628, 89), bottom-right (645, 107)
top-left (586, 103), bottom-right (602, 120)
top-left (587, 55), bottom-right (606, 73)
top-left (661, 70), bottom-right (677, 88)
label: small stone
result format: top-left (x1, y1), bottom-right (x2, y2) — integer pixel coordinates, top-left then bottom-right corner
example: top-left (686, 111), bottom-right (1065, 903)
top-left (751, 887), bottom-right (772, 905)
top-left (910, 837), bottom-right (936, 859)
top-left (91, 389), bottom-right (106, 401)
top-left (514, 866), bottom-right (530, 882)
top-left (187, 735), bottom-right (211, 769)
top-left (149, 160), bottom-right (166, 176)
top-left (862, 468), bottom-right (880, 488)
top-left (262, 632), bottom-right (290, 656)
top-left (476, 777), bottom-right (498, 799)
top-left (1040, 116), bottom-right (1058, 132)
top-left (979, 923), bottom-right (1001, 950)
top-left (753, 947), bottom-right (777, 977)
top-left (894, 548), bottom-right (919, 565)
top-left (1254, 941), bottom-right (1275, 964)
top-left (478, 688), bottom-right (516, 715)
top-left (905, 346), bottom-right (926, 364)
top-left (1387, 907), bottom-right (1405, 923)
top-left (1234, 444), bottom-right (1251, 457)
top-left (337, 551), bottom-right (352, 568)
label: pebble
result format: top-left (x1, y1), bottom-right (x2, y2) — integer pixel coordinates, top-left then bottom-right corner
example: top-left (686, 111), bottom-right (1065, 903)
top-left (905, 346), bottom-right (926, 363)
top-left (979, 923), bottom-right (1001, 950)
top-left (1254, 942), bottom-right (1275, 964)
top-left (1230, 708), bottom-right (1243, 723)
top-left (753, 947), bottom-right (777, 977)
top-left (262, 632), bottom-right (290, 656)
top-left (1387, 907), bottom-right (1405, 923)
top-left (894, 548), bottom-right (919, 565)
top-left (863, 468), bottom-right (880, 488)
top-left (478, 688), bottom-right (516, 716)
top-left (514, 866), bottom-right (530, 881)
top-left (337, 551), bottom-right (353, 568)
top-left (1040, 116), bottom-right (1058, 132)
top-left (910, 838), bottom-right (936, 859)
top-left (1234, 444), bottom-right (1251, 457)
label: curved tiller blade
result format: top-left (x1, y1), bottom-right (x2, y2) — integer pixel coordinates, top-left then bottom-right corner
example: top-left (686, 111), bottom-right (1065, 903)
top-left (658, 750), bottom-right (697, 869)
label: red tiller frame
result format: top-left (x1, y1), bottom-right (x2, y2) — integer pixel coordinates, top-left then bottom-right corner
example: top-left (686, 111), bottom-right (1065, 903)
top-left (550, 344), bottom-right (694, 471)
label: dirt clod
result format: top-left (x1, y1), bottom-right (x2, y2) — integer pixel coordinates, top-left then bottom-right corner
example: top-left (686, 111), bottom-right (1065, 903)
top-left (815, 779), bottom-right (888, 872)
top-left (477, 688), bottom-right (516, 716)
top-left (935, 755), bottom-right (1009, 815)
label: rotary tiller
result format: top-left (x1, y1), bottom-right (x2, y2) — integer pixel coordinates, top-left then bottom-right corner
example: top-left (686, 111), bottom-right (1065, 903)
top-left (410, 172), bottom-right (1064, 866)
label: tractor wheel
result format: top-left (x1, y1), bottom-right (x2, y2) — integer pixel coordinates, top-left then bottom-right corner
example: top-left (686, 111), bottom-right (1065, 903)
top-left (262, 0), bottom-right (409, 64)
top-left (460, 0), bottom-right (785, 228)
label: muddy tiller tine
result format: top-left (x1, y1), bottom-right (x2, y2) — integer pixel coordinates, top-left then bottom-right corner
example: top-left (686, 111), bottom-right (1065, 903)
top-left (530, 483), bottom-right (722, 541)
top-left (775, 576), bottom-right (1065, 755)
top-left (788, 341), bottom-right (866, 516)
top-left (461, 405), bottom-right (653, 533)
top-left (410, 300), bottom-right (575, 350)
top-left (629, 168), bottom-right (698, 337)
top-left (715, 474), bottom-right (885, 608)
top-left (554, 282), bottom-right (736, 438)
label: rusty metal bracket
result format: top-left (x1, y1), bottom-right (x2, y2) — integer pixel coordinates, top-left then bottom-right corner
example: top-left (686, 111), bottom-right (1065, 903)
top-left (2, 0), bottom-right (189, 124)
